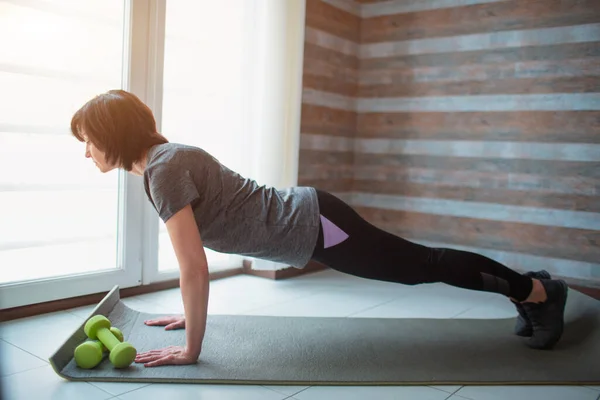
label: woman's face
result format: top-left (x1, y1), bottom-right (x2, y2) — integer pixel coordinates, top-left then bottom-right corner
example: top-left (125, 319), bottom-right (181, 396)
top-left (82, 131), bottom-right (116, 173)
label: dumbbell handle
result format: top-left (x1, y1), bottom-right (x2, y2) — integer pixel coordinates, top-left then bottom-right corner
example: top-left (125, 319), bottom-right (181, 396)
top-left (97, 327), bottom-right (121, 351)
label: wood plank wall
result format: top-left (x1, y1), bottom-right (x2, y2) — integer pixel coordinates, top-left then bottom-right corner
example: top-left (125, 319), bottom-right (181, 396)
top-left (299, 0), bottom-right (600, 288)
top-left (299, 0), bottom-right (359, 193)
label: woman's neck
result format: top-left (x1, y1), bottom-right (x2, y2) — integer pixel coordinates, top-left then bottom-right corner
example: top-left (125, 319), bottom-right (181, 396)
top-left (130, 151), bottom-right (148, 176)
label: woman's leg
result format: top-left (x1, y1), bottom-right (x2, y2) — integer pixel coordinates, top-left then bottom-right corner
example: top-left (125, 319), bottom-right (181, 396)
top-left (311, 189), bottom-right (534, 300)
top-left (310, 189), bottom-right (568, 349)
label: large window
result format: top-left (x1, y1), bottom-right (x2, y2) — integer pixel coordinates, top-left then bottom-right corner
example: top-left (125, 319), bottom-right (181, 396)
top-left (0, 0), bottom-right (133, 308)
top-left (0, 0), bottom-right (303, 309)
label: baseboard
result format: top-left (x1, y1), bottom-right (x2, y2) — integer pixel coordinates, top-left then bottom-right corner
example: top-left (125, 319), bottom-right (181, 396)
top-left (569, 284), bottom-right (600, 301)
top-left (242, 259), bottom-right (329, 280)
top-left (0, 267), bottom-right (244, 323)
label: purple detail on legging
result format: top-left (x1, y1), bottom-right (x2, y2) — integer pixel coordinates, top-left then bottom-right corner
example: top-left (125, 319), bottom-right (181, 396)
top-left (320, 214), bottom-right (349, 249)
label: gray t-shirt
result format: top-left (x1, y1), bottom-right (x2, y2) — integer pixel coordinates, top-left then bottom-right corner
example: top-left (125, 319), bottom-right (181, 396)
top-left (143, 142), bottom-right (320, 268)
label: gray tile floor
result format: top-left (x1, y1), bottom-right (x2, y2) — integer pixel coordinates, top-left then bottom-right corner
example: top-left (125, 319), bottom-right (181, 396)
top-left (1, 269), bottom-right (599, 400)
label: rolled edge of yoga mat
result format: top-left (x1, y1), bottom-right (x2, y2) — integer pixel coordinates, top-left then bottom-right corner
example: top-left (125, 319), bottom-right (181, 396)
top-left (49, 285), bottom-right (122, 380)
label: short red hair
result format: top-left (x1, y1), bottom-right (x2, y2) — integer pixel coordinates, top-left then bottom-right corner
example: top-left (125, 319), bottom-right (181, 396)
top-left (71, 89), bottom-right (168, 171)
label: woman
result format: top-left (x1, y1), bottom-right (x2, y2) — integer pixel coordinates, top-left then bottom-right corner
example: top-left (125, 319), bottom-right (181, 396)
top-left (71, 90), bottom-right (568, 368)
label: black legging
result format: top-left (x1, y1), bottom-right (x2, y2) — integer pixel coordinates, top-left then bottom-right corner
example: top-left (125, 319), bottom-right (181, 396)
top-left (310, 189), bottom-right (533, 302)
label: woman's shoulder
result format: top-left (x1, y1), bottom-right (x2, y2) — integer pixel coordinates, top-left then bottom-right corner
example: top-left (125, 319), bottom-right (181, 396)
top-left (147, 142), bottom-right (217, 167)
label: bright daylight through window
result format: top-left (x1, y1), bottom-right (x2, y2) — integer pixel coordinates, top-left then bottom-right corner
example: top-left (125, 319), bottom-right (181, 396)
top-left (0, 0), bottom-right (125, 284)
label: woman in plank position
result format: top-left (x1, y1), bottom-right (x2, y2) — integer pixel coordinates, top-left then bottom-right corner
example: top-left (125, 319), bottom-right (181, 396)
top-left (71, 90), bottom-right (568, 368)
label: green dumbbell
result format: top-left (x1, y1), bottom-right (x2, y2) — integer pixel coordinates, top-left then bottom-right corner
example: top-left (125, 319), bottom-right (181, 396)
top-left (74, 341), bottom-right (103, 369)
top-left (99, 327), bottom-right (123, 352)
top-left (84, 315), bottom-right (137, 369)
top-left (74, 326), bottom-right (124, 369)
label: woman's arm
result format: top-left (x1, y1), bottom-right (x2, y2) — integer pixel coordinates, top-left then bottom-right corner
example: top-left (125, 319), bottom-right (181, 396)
top-left (167, 203), bottom-right (210, 360)
top-left (135, 204), bottom-right (209, 367)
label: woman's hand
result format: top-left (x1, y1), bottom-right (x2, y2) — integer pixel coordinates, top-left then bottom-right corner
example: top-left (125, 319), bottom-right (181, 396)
top-left (144, 315), bottom-right (185, 330)
top-left (134, 346), bottom-right (198, 367)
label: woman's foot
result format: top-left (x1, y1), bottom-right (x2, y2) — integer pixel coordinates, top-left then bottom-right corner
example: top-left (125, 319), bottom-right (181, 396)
top-left (521, 278), bottom-right (569, 349)
top-left (512, 270), bottom-right (551, 337)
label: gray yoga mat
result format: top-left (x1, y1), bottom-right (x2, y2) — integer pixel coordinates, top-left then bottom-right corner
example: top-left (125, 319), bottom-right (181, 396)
top-left (50, 285), bottom-right (600, 385)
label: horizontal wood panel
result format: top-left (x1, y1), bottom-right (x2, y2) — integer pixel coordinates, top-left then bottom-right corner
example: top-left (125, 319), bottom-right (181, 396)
top-left (360, 23), bottom-right (600, 58)
top-left (360, 58), bottom-right (600, 85)
top-left (354, 138), bottom-right (600, 162)
top-left (304, 74), bottom-right (357, 97)
top-left (304, 42), bottom-right (359, 71)
top-left (353, 165), bottom-right (599, 196)
top-left (301, 132), bottom-right (354, 152)
top-left (300, 104), bottom-right (357, 137)
top-left (356, 92), bottom-right (600, 112)
top-left (299, 149), bottom-right (354, 165)
top-left (358, 76), bottom-right (600, 97)
top-left (320, 0), bottom-right (360, 16)
top-left (360, 42), bottom-right (600, 70)
top-left (303, 88), bottom-right (356, 112)
top-left (356, 111), bottom-right (600, 143)
top-left (354, 206), bottom-right (600, 263)
top-left (303, 88), bottom-right (600, 113)
top-left (361, 0), bottom-right (512, 18)
top-left (353, 153), bottom-right (600, 179)
top-left (306, 0), bottom-right (360, 42)
top-left (297, 164), bottom-right (354, 181)
top-left (353, 179), bottom-right (600, 212)
top-left (351, 192), bottom-right (599, 230)
top-left (361, 0), bottom-right (600, 43)
top-left (305, 26), bottom-right (358, 58)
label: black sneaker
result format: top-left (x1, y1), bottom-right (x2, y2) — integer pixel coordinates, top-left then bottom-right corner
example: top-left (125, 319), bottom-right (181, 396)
top-left (512, 270), bottom-right (551, 337)
top-left (521, 278), bottom-right (569, 350)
